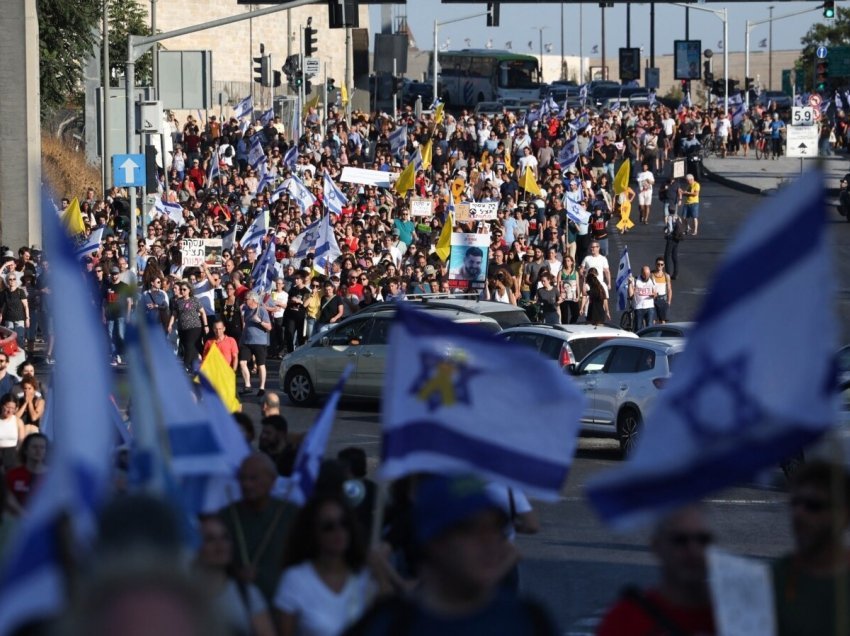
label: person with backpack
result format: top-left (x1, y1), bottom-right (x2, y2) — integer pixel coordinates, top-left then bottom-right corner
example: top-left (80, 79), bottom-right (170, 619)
top-left (664, 210), bottom-right (686, 281)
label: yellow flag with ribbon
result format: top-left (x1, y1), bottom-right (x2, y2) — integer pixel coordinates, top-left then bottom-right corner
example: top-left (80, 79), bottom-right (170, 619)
top-left (199, 344), bottom-right (241, 413)
top-left (61, 197), bottom-right (86, 236)
top-left (519, 167), bottom-right (541, 196)
top-left (394, 162), bottom-right (416, 197)
top-left (421, 140), bottom-right (433, 171)
top-left (341, 83), bottom-right (349, 105)
top-left (451, 177), bottom-right (465, 204)
top-left (613, 160), bottom-right (631, 195)
top-left (434, 101), bottom-right (445, 124)
top-left (504, 151), bottom-right (514, 176)
top-left (302, 91), bottom-right (320, 116)
top-left (435, 210), bottom-right (453, 262)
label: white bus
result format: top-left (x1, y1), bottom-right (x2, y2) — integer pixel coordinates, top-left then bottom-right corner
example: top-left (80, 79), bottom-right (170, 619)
top-left (432, 50), bottom-right (541, 108)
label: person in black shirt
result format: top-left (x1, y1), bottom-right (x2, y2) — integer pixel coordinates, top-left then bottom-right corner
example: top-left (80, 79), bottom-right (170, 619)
top-left (0, 275), bottom-right (29, 346)
top-left (316, 280), bottom-right (344, 331)
top-left (102, 267), bottom-right (132, 365)
top-left (283, 271), bottom-right (310, 352)
top-left (258, 415), bottom-right (299, 477)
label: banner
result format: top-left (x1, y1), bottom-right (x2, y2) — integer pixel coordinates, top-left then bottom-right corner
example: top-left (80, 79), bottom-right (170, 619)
top-left (340, 167), bottom-right (393, 188)
top-left (448, 233), bottom-right (490, 290)
top-left (182, 238), bottom-right (222, 268)
top-left (409, 197), bottom-right (435, 217)
top-left (454, 201), bottom-right (499, 222)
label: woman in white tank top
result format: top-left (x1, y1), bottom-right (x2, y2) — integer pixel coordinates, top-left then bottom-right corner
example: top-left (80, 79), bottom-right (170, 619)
top-left (0, 394), bottom-right (24, 469)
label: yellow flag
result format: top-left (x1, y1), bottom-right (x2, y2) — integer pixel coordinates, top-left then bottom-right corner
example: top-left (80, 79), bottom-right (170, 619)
top-left (302, 91), bottom-right (320, 116)
top-left (435, 211), bottom-right (453, 262)
top-left (519, 167), bottom-right (541, 196)
top-left (479, 150), bottom-right (489, 171)
top-left (61, 197), bottom-right (86, 235)
top-left (394, 161), bottom-right (416, 197)
top-left (451, 177), bottom-right (465, 204)
top-left (421, 140), bottom-right (433, 170)
top-left (199, 344), bottom-right (241, 413)
top-left (434, 102), bottom-right (445, 124)
top-left (341, 83), bottom-right (349, 105)
top-left (504, 151), bottom-right (514, 176)
top-left (613, 160), bottom-right (631, 195)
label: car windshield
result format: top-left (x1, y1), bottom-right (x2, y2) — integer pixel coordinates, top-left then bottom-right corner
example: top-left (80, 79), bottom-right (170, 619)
top-left (570, 337), bottom-right (614, 362)
top-left (499, 60), bottom-right (538, 89)
top-left (485, 310), bottom-right (531, 328)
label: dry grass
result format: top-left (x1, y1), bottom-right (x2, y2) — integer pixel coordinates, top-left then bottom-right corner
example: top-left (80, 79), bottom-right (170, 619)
top-left (41, 134), bottom-right (102, 200)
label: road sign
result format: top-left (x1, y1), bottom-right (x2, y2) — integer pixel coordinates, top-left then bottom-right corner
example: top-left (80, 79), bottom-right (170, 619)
top-left (304, 57), bottom-right (320, 78)
top-left (112, 153), bottom-right (146, 188)
top-left (786, 125), bottom-right (819, 158)
top-left (792, 106), bottom-right (816, 126)
top-left (817, 46), bottom-right (828, 59)
top-left (808, 94), bottom-right (822, 107)
top-left (823, 45), bottom-right (850, 77)
top-left (813, 105), bottom-right (822, 120)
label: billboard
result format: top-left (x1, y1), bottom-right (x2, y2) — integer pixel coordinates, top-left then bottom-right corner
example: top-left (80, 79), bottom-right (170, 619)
top-left (674, 40), bottom-right (702, 80)
top-left (619, 48), bottom-right (641, 82)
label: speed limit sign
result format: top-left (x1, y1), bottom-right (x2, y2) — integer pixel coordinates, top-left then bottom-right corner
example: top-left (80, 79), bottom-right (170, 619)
top-left (792, 106), bottom-right (816, 126)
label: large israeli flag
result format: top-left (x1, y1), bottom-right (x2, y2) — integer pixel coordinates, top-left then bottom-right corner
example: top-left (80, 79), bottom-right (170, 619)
top-left (260, 107), bottom-right (275, 126)
top-left (154, 198), bottom-right (185, 226)
top-left (233, 95), bottom-right (254, 120)
top-left (587, 171), bottom-right (840, 528)
top-left (388, 125), bottom-right (407, 158)
top-left (380, 305), bottom-right (587, 500)
top-left (313, 213), bottom-right (341, 273)
top-left (285, 175), bottom-right (317, 214)
top-left (323, 172), bottom-right (347, 216)
top-left (284, 366), bottom-right (352, 506)
top-left (248, 137), bottom-right (266, 168)
top-left (288, 217), bottom-right (322, 260)
top-left (255, 159), bottom-right (275, 194)
top-left (251, 237), bottom-right (278, 295)
top-left (283, 145), bottom-right (299, 171)
top-left (615, 246), bottom-right (632, 311)
top-left (73, 228), bottom-right (104, 260)
top-left (0, 192), bottom-right (115, 636)
top-left (557, 135), bottom-right (580, 170)
top-left (238, 211), bottom-right (268, 251)
top-left (569, 111), bottom-right (590, 133)
top-left (565, 199), bottom-right (590, 226)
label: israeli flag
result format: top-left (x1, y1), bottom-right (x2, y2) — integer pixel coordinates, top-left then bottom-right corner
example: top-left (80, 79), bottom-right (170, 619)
top-left (313, 213), bottom-right (342, 273)
top-left (283, 366), bottom-right (353, 506)
top-left (154, 198), bottom-right (186, 226)
top-left (233, 95), bottom-right (254, 120)
top-left (323, 172), bottom-right (347, 216)
top-left (248, 139), bottom-right (266, 168)
top-left (615, 246), bottom-right (632, 311)
top-left (270, 182), bottom-right (289, 204)
top-left (283, 145), bottom-right (299, 171)
top-left (260, 107), bottom-right (275, 126)
top-left (610, 101), bottom-right (621, 112)
top-left (588, 171), bottom-right (840, 528)
top-left (731, 102), bottom-right (746, 127)
top-left (579, 83), bottom-right (588, 105)
top-left (565, 199), bottom-right (591, 226)
top-left (255, 159), bottom-right (275, 194)
top-left (288, 217), bottom-right (322, 260)
top-left (73, 228), bottom-right (104, 260)
top-left (380, 305), bottom-right (587, 500)
top-left (793, 94), bottom-right (804, 107)
top-left (251, 237), bottom-right (277, 295)
top-left (728, 93), bottom-right (743, 107)
top-left (285, 175), bottom-right (317, 214)
top-left (222, 223), bottom-right (238, 253)
top-left (239, 212), bottom-right (268, 251)
top-left (569, 111), bottom-right (590, 133)
top-left (208, 157), bottom-right (220, 185)
top-left (388, 125), bottom-right (408, 158)
top-left (546, 96), bottom-right (560, 116)
top-left (0, 191), bottom-right (116, 635)
top-left (557, 135), bottom-right (580, 170)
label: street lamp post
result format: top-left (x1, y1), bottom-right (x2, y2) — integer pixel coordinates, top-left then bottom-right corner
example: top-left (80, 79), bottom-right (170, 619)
top-left (673, 3), bottom-right (727, 114)
top-left (432, 10), bottom-right (491, 106)
top-left (532, 26), bottom-right (548, 79)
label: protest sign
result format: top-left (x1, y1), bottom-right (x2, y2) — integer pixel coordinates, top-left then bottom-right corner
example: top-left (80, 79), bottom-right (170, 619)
top-left (181, 239), bottom-right (206, 267)
top-left (448, 233), bottom-right (490, 290)
top-left (708, 548), bottom-right (777, 636)
top-left (410, 197), bottom-right (434, 217)
top-left (204, 238), bottom-right (223, 268)
top-left (455, 201), bottom-right (499, 222)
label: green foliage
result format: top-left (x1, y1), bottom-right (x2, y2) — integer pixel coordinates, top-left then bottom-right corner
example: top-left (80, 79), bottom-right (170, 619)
top-left (107, 0), bottom-right (153, 88)
top-left (37, 0), bottom-right (100, 117)
top-left (798, 7), bottom-right (850, 90)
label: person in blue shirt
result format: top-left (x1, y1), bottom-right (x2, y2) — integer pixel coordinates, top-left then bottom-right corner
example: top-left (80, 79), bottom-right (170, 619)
top-left (239, 291), bottom-right (272, 397)
top-left (769, 113), bottom-right (786, 160)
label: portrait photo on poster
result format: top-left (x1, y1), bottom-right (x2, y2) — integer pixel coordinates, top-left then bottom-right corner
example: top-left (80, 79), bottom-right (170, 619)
top-left (448, 233), bottom-right (490, 289)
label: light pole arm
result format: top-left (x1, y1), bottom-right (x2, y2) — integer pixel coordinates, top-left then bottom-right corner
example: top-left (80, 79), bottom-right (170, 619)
top-left (432, 11), bottom-right (491, 106)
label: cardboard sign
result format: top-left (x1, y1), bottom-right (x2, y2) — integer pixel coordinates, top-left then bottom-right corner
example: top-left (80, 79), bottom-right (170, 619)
top-left (708, 547), bottom-right (777, 636)
top-left (448, 232), bottom-right (490, 290)
top-left (204, 238), bottom-right (223, 268)
top-left (410, 197), bottom-right (434, 217)
top-left (182, 238), bottom-right (223, 268)
top-left (453, 201), bottom-right (498, 223)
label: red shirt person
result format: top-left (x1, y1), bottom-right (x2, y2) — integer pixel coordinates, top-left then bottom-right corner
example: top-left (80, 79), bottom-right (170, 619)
top-left (5, 432), bottom-right (48, 510)
top-left (202, 320), bottom-right (239, 370)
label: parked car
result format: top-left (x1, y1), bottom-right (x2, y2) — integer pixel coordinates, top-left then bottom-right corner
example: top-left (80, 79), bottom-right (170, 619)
top-left (279, 307), bottom-right (501, 405)
top-left (499, 324), bottom-right (636, 370)
top-left (361, 296), bottom-right (531, 330)
top-left (636, 322), bottom-right (694, 339)
top-left (569, 338), bottom-right (686, 456)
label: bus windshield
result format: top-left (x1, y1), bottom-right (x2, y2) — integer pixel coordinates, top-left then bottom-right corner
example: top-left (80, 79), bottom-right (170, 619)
top-left (499, 60), bottom-right (539, 89)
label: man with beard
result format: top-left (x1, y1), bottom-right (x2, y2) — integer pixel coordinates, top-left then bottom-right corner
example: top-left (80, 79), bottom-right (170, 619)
top-left (452, 246), bottom-right (486, 283)
top-left (258, 414), bottom-right (298, 477)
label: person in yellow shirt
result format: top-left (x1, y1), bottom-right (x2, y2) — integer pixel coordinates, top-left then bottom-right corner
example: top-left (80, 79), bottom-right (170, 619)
top-left (678, 174), bottom-right (701, 237)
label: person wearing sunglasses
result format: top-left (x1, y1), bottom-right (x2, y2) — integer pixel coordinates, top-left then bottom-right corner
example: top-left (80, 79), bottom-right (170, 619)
top-left (772, 461), bottom-right (850, 636)
top-left (596, 505), bottom-right (716, 635)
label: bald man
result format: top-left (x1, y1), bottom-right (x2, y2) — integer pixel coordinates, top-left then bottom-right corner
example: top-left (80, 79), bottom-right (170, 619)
top-left (260, 391), bottom-right (280, 417)
top-left (219, 453), bottom-right (298, 604)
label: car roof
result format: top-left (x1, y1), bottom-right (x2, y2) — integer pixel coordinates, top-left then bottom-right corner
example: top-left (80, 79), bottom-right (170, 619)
top-left (636, 321), bottom-right (695, 336)
top-left (598, 336), bottom-right (687, 353)
top-left (334, 304), bottom-right (501, 328)
top-left (500, 323), bottom-right (637, 339)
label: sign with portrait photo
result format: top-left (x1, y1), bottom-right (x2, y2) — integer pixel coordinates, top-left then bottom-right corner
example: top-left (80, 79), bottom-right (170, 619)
top-left (448, 233), bottom-right (490, 290)
top-left (674, 40), bottom-right (702, 80)
top-left (204, 238), bottom-right (223, 268)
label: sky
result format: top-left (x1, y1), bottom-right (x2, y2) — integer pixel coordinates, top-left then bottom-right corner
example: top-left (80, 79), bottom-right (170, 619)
top-left (369, 1), bottom-right (826, 58)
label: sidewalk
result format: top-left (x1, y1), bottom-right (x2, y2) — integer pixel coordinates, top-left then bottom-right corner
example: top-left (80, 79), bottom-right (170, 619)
top-left (702, 154), bottom-right (848, 196)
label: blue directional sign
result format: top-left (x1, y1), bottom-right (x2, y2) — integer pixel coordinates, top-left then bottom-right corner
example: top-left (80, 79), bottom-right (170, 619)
top-left (112, 153), bottom-right (146, 187)
top-left (817, 46), bottom-right (828, 59)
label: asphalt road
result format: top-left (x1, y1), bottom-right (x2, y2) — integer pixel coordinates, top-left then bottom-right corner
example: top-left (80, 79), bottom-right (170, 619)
top-left (213, 178), bottom-right (850, 634)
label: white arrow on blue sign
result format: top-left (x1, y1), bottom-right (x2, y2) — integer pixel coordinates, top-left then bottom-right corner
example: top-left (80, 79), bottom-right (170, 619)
top-left (112, 153), bottom-right (146, 188)
top-left (817, 46), bottom-right (828, 59)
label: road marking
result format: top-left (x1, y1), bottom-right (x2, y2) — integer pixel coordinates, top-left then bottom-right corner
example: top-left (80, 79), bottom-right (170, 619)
top-left (558, 495), bottom-right (782, 506)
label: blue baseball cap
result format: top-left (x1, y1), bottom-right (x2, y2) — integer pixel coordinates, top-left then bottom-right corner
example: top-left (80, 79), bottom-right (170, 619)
top-left (413, 474), bottom-right (504, 545)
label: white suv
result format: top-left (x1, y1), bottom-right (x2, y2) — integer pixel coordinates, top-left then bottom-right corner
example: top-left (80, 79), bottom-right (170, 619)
top-left (499, 324), bottom-right (637, 370)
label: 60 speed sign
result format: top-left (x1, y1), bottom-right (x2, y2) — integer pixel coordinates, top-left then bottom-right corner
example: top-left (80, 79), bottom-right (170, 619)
top-left (792, 106), bottom-right (816, 126)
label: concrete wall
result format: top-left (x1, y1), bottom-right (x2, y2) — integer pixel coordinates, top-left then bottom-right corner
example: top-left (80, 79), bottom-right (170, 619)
top-left (0, 0), bottom-right (41, 251)
top-left (144, 1), bottom-right (369, 93)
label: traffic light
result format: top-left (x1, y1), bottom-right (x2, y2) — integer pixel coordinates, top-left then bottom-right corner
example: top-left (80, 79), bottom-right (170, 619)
top-left (273, 71), bottom-right (281, 88)
top-left (327, 77), bottom-right (336, 92)
top-left (703, 61), bottom-right (713, 82)
top-left (824, 0), bottom-right (836, 20)
top-left (304, 26), bottom-right (318, 57)
top-left (391, 77), bottom-right (403, 94)
top-left (329, 0), bottom-right (359, 29)
top-left (253, 43), bottom-right (270, 86)
top-left (486, 2), bottom-right (500, 27)
top-left (305, 79), bottom-right (313, 95)
top-left (815, 58), bottom-right (829, 91)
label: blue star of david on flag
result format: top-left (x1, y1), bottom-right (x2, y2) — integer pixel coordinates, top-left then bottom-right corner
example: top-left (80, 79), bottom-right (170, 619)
top-left (408, 351), bottom-right (482, 412)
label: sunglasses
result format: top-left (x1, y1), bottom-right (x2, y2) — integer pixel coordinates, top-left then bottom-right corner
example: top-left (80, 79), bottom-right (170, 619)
top-left (319, 518), bottom-right (349, 533)
top-left (668, 532), bottom-right (714, 547)
top-left (791, 495), bottom-right (831, 513)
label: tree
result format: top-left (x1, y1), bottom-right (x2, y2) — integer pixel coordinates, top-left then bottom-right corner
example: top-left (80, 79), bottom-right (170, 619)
top-left (107, 0), bottom-right (153, 88)
top-left (37, 0), bottom-right (100, 117)
top-left (797, 7), bottom-right (850, 91)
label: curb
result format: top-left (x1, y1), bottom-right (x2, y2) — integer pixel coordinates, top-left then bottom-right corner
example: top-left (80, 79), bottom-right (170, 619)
top-left (702, 163), bottom-right (841, 199)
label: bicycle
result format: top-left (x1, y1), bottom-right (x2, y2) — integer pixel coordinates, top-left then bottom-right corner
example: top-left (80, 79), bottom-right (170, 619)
top-left (754, 132), bottom-right (770, 160)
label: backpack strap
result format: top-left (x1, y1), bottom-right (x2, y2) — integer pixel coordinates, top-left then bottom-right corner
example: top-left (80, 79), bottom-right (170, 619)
top-left (620, 586), bottom-right (689, 636)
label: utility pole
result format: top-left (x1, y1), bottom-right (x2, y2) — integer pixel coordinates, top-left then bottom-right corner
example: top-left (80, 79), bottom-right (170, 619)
top-left (102, 0), bottom-right (110, 195)
top-left (768, 5), bottom-right (774, 91)
top-left (626, 3), bottom-right (631, 48)
top-left (650, 1), bottom-right (655, 69)
top-left (601, 4), bottom-right (606, 80)
top-left (560, 3), bottom-right (564, 80)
